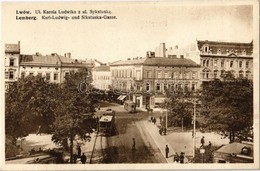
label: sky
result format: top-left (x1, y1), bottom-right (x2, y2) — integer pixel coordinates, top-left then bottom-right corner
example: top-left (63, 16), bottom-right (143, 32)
top-left (2, 1), bottom-right (255, 63)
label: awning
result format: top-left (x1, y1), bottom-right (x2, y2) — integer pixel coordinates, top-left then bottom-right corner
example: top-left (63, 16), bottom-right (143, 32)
top-left (154, 97), bottom-right (165, 103)
top-left (117, 95), bottom-right (122, 100)
top-left (119, 95), bottom-right (127, 101)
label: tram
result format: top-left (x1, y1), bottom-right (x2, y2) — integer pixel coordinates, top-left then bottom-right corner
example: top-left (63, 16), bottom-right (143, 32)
top-left (124, 100), bottom-right (136, 113)
top-left (99, 111), bottom-right (115, 136)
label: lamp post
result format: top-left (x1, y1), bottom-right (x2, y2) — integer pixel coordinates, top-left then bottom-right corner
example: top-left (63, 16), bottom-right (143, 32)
top-left (192, 100), bottom-right (197, 158)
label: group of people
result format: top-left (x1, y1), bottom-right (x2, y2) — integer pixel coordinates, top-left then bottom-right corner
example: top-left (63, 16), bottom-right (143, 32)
top-left (159, 127), bottom-right (167, 135)
top-left (165, 145), bottom-right (185, 163)
top-left (200, 136), bottom-right (212, 148)
top-left (73, 146), bottom-right (87, 164)
top-left (150, 117), bottom-right (157, 124)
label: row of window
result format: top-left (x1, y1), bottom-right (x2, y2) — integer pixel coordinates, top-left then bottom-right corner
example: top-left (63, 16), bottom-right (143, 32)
top-left (154, 71), bottom-right (197, 79)
top-left (202, 70), bottom-right (251, 79)
top-left (111, 69), bottom-right (133, 78)
top-left (93, 75), bottom-right (110, 80)
top-left (202, 59), bottom-right (250, 68)
top-left (20, 72), bottom-right (60, 81)
top-left (113, 82), bottom-right (197, 92)
top-left (203, 45), bottom-right (248, 55)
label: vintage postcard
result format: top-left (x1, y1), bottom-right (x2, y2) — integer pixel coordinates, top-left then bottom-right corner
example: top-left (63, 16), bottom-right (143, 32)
top-left (1, 0), bottom-right (259, 170)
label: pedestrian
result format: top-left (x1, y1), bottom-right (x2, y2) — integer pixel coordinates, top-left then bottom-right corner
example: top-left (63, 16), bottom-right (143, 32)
top-left (174, 152), bottom-right (179, 163)
top-left (80, 153), bottom-right (87, 164)
top-left (208, 141), bottom-right (212, 147)
top-left (179, 152), bottom-right (184, 163)
top-left (201, 136), bottom-right (205, 147)
top-left (73, 153), bottom-right (78, 163)
top-left (159, 128), bottom-right (163, 135)
top-left (153, 118), bottom-right (156, 125)
top-left (165, 145), bottom-right (169, 158)
top-left (164, 127), bottom-right (167, 135)
top-left (132, 138), bottom-right (136, 150)
top-left (151, 116), bottom-right (153, 122)
top-left (77, 145), bottom-right (81, 158)
top-left (159, 116), bottom-right (162, 123)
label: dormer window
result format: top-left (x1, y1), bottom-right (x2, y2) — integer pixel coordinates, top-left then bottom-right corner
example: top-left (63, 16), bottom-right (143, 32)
top-left (204, 45), bottom-right (209, 53)
top-left (242, 49), bottom-right (246, 55)
top-left (217, 49), bottom-right (221, 54)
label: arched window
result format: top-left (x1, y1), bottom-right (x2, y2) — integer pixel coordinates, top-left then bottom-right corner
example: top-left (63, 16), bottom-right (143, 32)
top-left (239, 70), bottom-right (244, 78)
top-left (221, 60), bottom-right (225, 67)
top-left (239, 61), bottom-right (243, 68)
top-left (246, 61), bottom-right (249, 68)
top-left (230, 61), bottom-right (233, 68)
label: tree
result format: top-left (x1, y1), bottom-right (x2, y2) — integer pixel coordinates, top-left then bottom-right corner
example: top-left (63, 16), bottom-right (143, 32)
top-left (201, 77), bottom-right (253, 143)
top-left (165, 91), bottom-right (193, 129)
top-left (51, 68), bottom-right (97, 163)
top-left (5, 75), bottom-right (59, 144)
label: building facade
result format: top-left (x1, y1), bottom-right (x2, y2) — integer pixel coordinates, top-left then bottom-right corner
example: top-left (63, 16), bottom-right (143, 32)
top-left (5, 42), bottom-right (93, 87)
top-left (187, 40), bottom-right (253, 81)
top-left (92, 65), bottom-right (111, 90)
top-left (5, 42), bottom-right (21, 90)
top-left (110, 56), bottom-right (200, 109)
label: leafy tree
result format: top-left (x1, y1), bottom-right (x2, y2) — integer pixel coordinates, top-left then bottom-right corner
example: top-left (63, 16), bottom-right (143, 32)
top-left (165, 91), bottom-right (193, 129)
top-left (5, 75), bottom-right (59, 144)
top-left (201, 77), bottom-right (253, 143)
top-left (51, 68), bottom-right (97, 163)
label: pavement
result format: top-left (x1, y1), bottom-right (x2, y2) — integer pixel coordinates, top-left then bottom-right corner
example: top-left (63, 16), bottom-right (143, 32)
top-left (140, 115), bottom-right (230, 163)
top-left (6, 133), bottom-right (97, 164)
top-left (141, 120), bottom-right (189, 163)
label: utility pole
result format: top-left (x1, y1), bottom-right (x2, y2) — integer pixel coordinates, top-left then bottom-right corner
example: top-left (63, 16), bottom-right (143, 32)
top-left (193, 101), bottom-right (196, 158)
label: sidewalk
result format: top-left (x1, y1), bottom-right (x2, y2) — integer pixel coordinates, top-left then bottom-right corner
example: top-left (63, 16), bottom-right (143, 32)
top-left (141, 120), bottom-right (189, 163)
top-left (75, 132), bottom-right (97, 164)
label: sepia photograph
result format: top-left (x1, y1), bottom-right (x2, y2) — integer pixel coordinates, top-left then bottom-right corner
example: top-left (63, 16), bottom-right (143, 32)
top-left (1, 0), bottom-right (259, 170)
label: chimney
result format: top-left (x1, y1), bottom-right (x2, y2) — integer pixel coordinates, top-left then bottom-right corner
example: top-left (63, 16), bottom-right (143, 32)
top-left (127, 58), bottom-right (131, 60)
top-left (160, 43), bottom-right (166, 57)
top-left (175, 45), bottom-right (178, 49)
top-left (180, 55), bottom-right (184, 59)
top-left (35, 52), bottom-right (40, 56)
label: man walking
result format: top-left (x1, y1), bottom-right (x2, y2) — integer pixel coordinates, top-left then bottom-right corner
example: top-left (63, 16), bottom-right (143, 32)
top-left (132, 138), bottom-right (136, 150)
top-left (80, 153), bottom-right (87, 164)
top-left (201, 136), bottom-right (205, 147)
top-left (165, 145), bottom-right (169, 158)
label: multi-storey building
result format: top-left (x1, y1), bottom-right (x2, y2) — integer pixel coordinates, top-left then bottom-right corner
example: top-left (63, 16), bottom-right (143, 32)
top-left (19, 52), bottom-right (92, 83)
top-left (4, 43), bottom-right (93, 86)
top-left (110, 56), bottom-right (200, 109)
top-left (5, 42), bottom-right (21, 90)
top-left (92, 65), bottom-right (111, 90)
top-left (188, 40), bottom-right (253, 81)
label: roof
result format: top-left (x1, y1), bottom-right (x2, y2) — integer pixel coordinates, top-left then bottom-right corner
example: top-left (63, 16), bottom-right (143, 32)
top-left (20, 54), bottom-right (92, 68)
top-left (215, 142), bottom-right (253, 157)
top-left (110, 58), bottom-right (146, 66)
top-left (99, 115), bottom-right (113, 122)
top-left (5, 43), bottom-right (20, 53)
top-left (92, 66), bottom-right (110, 71)
top-left (144, 57), bottom-right (199, 67)
top-left (110, 57), bottom-right (199, 67)
top-left (197, 40), bottom-right (253, 56)
top-left (20, 55), bottom-right (60, 66)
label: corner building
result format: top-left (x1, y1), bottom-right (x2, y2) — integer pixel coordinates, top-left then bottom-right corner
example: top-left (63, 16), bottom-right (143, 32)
top-left (110, 56), bottom-right (200, 109)
top-left (193, 40), bottom-right (253, 81)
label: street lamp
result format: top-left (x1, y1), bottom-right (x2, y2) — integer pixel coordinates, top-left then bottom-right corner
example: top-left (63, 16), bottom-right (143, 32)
top-left (192, 99), bottom-right (200, 158)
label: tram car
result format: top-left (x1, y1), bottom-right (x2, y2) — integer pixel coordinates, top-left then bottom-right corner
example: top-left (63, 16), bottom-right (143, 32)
top-left (99, 111), bottom-right (115, 136)
top-left (124, 100), bottom-right (136, 113)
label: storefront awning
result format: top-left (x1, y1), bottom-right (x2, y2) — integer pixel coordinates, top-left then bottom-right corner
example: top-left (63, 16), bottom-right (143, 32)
top-left (119, 95), bottom-right (127, 101)
top-left (117, 95), bottom-right (122, 100)
top-left (154, 97), bottom-right (166, 103)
